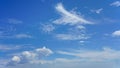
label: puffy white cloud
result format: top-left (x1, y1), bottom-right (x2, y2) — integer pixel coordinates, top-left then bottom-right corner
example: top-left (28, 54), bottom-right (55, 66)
top-left (7, 47), bottom-right (53, 66)
top-left (110, 1), bottom-right (120, 7)
top-left (112, 30), bottom-right (120, 37)
top-left (35, 46), bottom-right (53, 56)
top-left (12, 56), bottom-right (21, 63)
top-left (53, 3), bottom-right (93, 25)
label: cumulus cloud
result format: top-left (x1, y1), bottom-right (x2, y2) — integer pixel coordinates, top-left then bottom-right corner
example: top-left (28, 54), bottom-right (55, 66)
top-left (7, 46), bottom-right (53, 66)
top-left (2, 47), bottom-right (120, 68)
top-left (112, 30), bottom-right (120, 37)
top-left (12, 56), bottom-right (21, 63)
top-left (110, 1), bottom-right (120, 7)
top-left (1, 44), bottom-right (119, 68)
top-left (53, 3), bottom-right (93, 25)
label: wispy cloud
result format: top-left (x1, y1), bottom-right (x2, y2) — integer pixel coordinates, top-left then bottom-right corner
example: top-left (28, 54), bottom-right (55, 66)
top-left (14, 34), bottom-right (32, 39)
top-left (55, 25), bottom-right (89, 41)
top-left (110, 1), bottom-right (120, 7)
top-left (41, 24), bottom-right (55, 33)
top-left (8, 18), bottom-right (23, 24)
top-left (91, 8), bottom-right (103, 14)
top-left (57, 47), bottom-right (120, 61)
top-left (0, 44), bottom-right (34, 51)
top-left (0, 44), bottom-right (22, 51)
top-left (53, 3), bottom-right (93, 25)
top-left (0, 33), bottom-right (32, 39)
top-left (56, 33), bottom-right (89, 40)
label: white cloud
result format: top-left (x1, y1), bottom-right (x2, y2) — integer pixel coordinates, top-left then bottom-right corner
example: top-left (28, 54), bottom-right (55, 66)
top-left (14, 34), bottom-right (32, 38)
top-left (0, 33), bottom-right (32, 39)
top-left (5, 56), bottom-right (118, 68)
top-left (57, 47), bottom-right (120, 61)
top-left (91, 8), bottom-right (103, 14)
top-left (8, 18), bottom-right (23, 24)
top-left (112, 30), bottom-right (120, 37)
top-left (0, 44), bottom-right (22, 51)
top-left (56, 33), bottom-right (89, 40)
top-left (7, 46), bottom-right (53, 66)
top-left (110, 1), bottom-right (120, 7)
top-left (2, 47), bottom-right (120, 68)
top-left (12, 56), bottom-right (21, 63)
top-left (53, 3), bottom-right (93, 25)
top-left (76, 25), bottom-right (86, 30)
top-left (42, 24), bottom-right (55, 33)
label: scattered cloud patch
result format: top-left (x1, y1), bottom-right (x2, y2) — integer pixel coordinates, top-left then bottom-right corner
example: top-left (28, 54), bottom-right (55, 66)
top-left (56, 33), bottom-right (89, 40)
top-left (14, 34), bottom-right (32, 39)
top-left (91, 8), bottom-right (103, 14)
top-left (8, 18), bottom-right (23, 24)
top-left (55, 24), bottom-right (89, 41)
top-left (112, 30), bottom-right (120, 37)
top-left (79, 40), bottom-right (85, 44)
top-left (53, 3), bottom-right (93, 25)
top-left (110, 1), bottom-right (120, 7)
top-left (7, 46), bottom-right (53, 66)
top-left (42, 24), bottom-right (55, 33)
top-left (0, 44), bottom-right (22, 51)
top-left (4, 47), bottom-right (119, 68)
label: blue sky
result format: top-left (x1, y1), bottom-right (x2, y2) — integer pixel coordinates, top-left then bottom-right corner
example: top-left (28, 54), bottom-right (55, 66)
top-left (0, 0), bottom-right (120, 68)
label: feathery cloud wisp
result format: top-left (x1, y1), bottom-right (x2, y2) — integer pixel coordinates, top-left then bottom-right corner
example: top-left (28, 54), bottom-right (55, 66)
top-left (53, 3), bottom-right (93, 25)
top-left (57, 47), bottom-right (120, 61)
top-left (110, 1), bottom-right (120, 7)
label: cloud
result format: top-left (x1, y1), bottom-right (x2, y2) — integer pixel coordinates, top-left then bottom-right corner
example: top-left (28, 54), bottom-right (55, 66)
top-left (7, 46), bottom-right (53, 66)
top-left (8, 18), bottom-right (23, 24)
top-left (0, 44), bottom-right (22, 51)
top-left (112, 30), bottom-right (120, 37)
top-left (0, 58), bottom-right (117, 68)
top-left (110, 1), bottom-right (120, 7)
top-left (12, 56), bottom-right (21, 63)
top-left (91, 8), bottom-right (103, 14)
top-left (57, 47), bottom-right (120, 61)
top-left (56, 33), bottom-right (89, 40)
top-left (53, 3), bottom-right (93, 25)
top-left (4, 60), bottom-right (116, 68)
top-left (55, 25), bottom-right (89, 41)
top-left (41, 24), bottom-right (55, 33)
top-left (2, 47), bottom-right (120, 68)
top-left (0, 33), bottom-right (32, 39)
top-left (14, 34), bottom-right (32, 39)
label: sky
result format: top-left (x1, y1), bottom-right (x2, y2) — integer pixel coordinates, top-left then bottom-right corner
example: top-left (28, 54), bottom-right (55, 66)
top-left (0, 0), bottom-right (120, 68)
